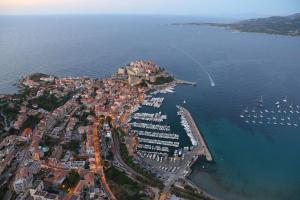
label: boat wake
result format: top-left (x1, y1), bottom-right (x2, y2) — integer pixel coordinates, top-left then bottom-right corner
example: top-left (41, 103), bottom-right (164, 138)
top-left (170, 45), bottom-right (215, 87)
top-left (207, 73), bottom-right (215, 87)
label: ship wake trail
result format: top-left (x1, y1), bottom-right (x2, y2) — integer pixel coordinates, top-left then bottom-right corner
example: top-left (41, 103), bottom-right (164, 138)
top-left (170, 45), bottom-right (215, 87)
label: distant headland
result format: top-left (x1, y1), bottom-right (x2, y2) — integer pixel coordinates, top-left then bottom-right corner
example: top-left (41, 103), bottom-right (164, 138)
top-left (173, 13), bottom-right (300, 36)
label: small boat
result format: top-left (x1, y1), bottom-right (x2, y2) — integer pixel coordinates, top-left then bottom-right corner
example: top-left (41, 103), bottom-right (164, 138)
top-left (259, 121), bottom-right (263, 124)
top-left (265, 109), bottom-right (269, 113)
top-left (287, 123), bottom-right (291, 126)
top-left (183, 100), bottom-right (186, 104)
top-left (275, 101), bottom-right (280, 105)
top-left (283, 96), bottom-right (287, 103)
top-left (245, 120), bottom-right (249, 123)
top-left (294, 124), bottom-right (298, 127)
top-left (252, 120), bottom-right (256, 124)
top-left (240, 114), bottom-right (245, 118)
top-left (178, 149), bottom-right (182, 156)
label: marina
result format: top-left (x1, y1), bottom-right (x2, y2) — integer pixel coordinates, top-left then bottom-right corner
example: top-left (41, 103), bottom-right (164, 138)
top-left (177, 105), bottom-right (213, 162)
top-left (177, 108), bottom-right (197, 146)
top-left (150, 86), bottom-right (176, 95)
top-left (133, 103), bottom-right (213, 185)
top-left (127, 85), bottom-right (213, 191)
top-left (130, 122), bottom-right (171, 131)
top-left (134, 130), bottom-right (179, 140)
top-left (138, 144), bottom-right (170, 153)
top-left (138, 137), bottom-right (180, 147)
top-left (142, 96), bottom-right (164, 108)
top-left (132, 112), bottom-right (167, 122)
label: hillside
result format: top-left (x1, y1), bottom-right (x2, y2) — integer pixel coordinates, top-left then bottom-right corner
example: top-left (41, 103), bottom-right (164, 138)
top-left (173, 13), bottom-right (300, 36)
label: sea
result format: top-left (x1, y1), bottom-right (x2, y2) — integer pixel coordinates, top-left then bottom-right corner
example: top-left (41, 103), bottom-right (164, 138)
top-left (1, 15), bottom-right (300, 200)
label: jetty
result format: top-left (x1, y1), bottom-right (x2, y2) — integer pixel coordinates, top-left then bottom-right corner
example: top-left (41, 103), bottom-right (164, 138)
top-left (175, 79), bottom-right (197, 86)
top-left (177, 105), bottom-right (212, 161)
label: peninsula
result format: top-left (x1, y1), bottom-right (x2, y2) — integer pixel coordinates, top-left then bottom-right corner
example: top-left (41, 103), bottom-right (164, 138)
top-left (173, 13), bottom-right (300, 36)
top-left (0, 60), bottom-right (213, 200)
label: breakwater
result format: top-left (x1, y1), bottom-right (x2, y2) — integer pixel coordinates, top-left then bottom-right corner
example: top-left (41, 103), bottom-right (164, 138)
top-left (177, 105), bottom-right (212, 161)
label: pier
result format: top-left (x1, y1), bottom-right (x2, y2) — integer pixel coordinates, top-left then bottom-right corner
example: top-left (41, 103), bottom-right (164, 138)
top-left (130, 122), bottom-right (171, 132)
top-left (175, 79), bottom-right (197, 86)
top-left (177, 105), bottom-right (213, 161)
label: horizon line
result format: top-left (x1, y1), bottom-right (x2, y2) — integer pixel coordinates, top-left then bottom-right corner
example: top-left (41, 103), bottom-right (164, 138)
top-left (0, 12), bottom-right (298, 19)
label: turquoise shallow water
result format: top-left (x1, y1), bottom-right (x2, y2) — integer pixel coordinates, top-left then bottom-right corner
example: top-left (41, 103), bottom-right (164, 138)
top-left (1, 15), bottom-right (300, 199)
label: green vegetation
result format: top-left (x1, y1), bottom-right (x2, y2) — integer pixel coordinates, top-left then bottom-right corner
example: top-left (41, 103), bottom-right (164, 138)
top-left (21, 115), bottom-right (40, 130)
top-left (0, 103), bottom-right (20, 121)
top-left (84, 161), bottom-right (90, 169)
top-left (29, 73), bottom-right (49, 82)
top-left (0, 185), bottom-right (8, 200)
top-left (116, 128), bottom-right (163, 189)
top-left (137, 80), bottom-right (148, 88)
top-left (152, 76), bottom-right (174, 85)
top-left (19, 87), bottom-right (33, 99)
top-left (61, 170), bottom-right (80, 191)
top-left (39, 135), bottom-right (59, 150)
top-left (75, 111), bottom-right (90, 126)
top-left (170, 186), bottom-right (214, 200)
top-left (106, 166), bottom-right (149, 200)
top-left (63, 140), bottom-right (80, 154)
top-left (30, 92), bottom-right (71, 111)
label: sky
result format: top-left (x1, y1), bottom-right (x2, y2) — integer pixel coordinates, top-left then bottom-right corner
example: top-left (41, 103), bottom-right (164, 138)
top-left (0, 0), bottom-right (299, 17)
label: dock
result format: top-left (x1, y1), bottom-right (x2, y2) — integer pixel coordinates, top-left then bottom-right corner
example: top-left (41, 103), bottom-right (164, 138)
top-left (177, 105), bottom-right (212, 161)
top-left (175, 79), bottom-right (197, 86)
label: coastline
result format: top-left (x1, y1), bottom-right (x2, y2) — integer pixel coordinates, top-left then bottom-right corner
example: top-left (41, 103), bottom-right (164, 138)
top-left (1, 67), bottom-right (218, 199)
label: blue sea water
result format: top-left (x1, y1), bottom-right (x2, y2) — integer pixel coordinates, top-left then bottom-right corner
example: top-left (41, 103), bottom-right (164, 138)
top-left (1, 15), bottom-right (300, 200)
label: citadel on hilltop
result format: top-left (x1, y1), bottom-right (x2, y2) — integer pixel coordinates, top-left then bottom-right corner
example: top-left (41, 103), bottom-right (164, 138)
top-left (115, 60), bottom-right (174, 86)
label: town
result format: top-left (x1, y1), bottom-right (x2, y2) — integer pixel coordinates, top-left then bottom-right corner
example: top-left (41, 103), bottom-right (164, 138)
top-left (0, 61), bottom-right (213, 200)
